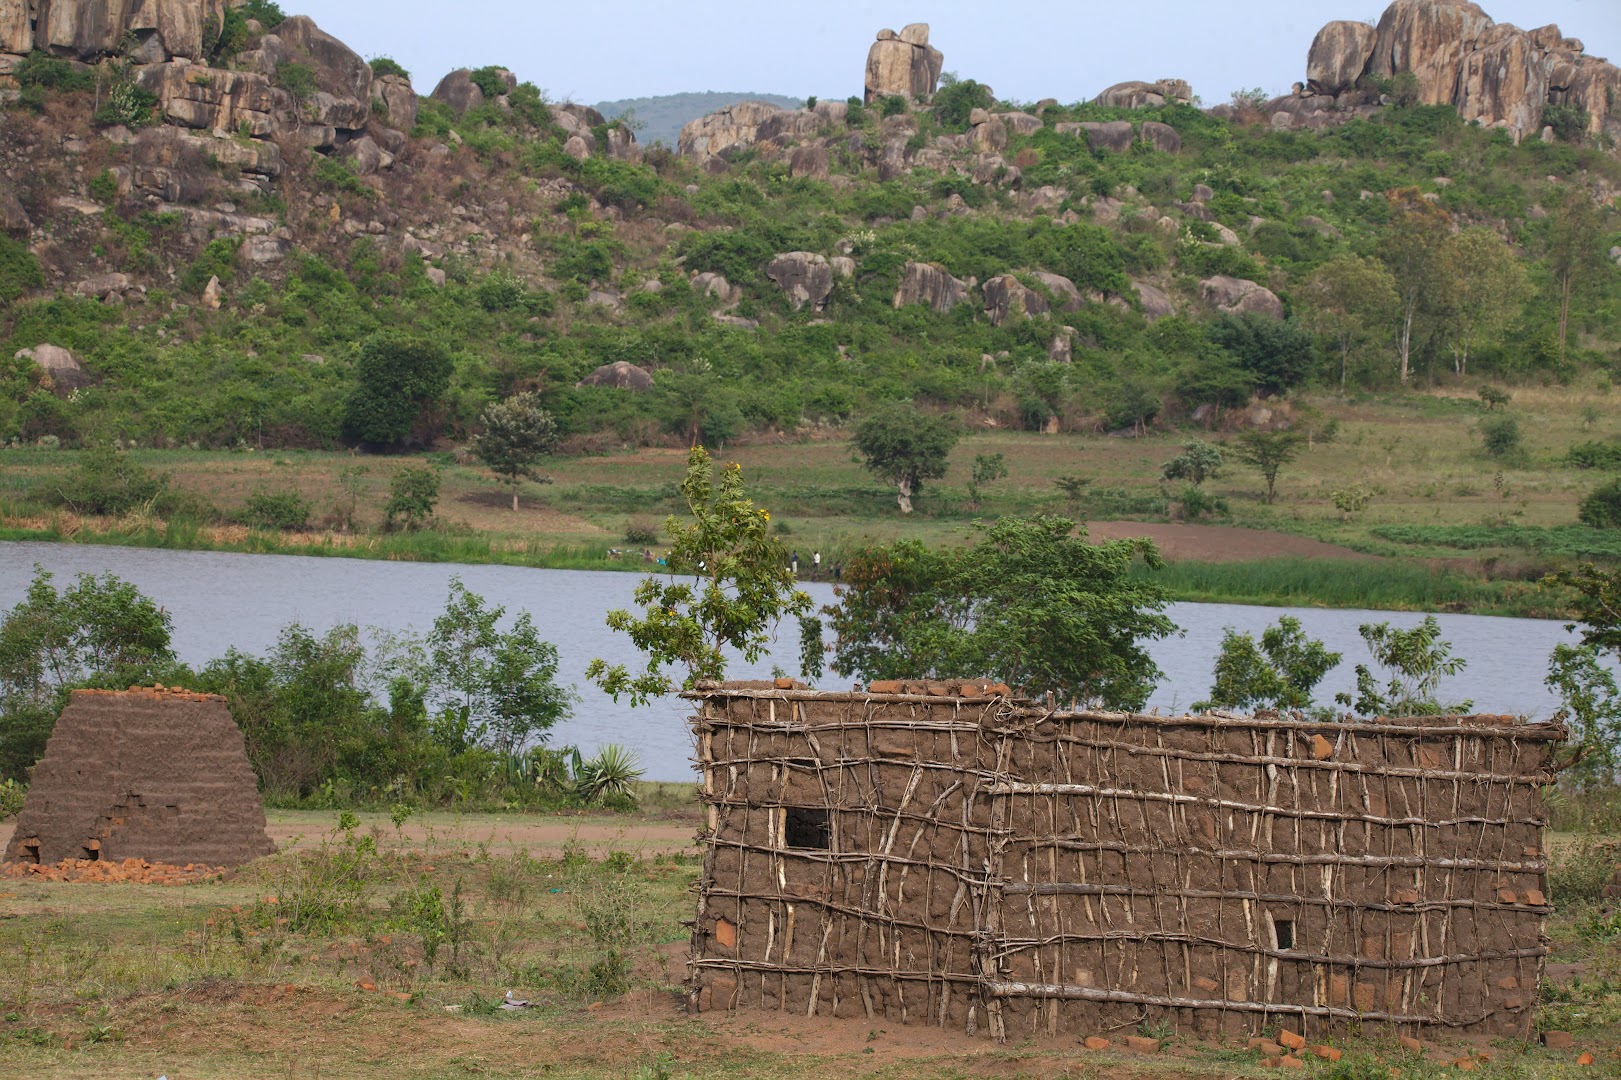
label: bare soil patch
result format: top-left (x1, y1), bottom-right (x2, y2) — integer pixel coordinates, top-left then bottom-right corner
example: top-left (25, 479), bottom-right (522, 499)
top-left (1084, 521), bottom-right (1376, 562)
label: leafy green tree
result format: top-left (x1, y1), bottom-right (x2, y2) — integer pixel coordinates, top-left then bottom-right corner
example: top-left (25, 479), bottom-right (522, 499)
top-left (1478, 414), bottom-right (1523, 460)
top-left (1161, 441), bottom-right (1225, 487)
top-left (0, 567), bottom-right (176, 781)
top-left (1206, 315), bottom-right (1316, 396)
top-left (932, 75), bottom-right (995, 130)
top-left (1437, 226), bottom-right (1530, 375)
top-left (1547, 563), bottom-right (1621, 659)
top-left (853, 403), bottom-right (959, 514)
top-left (474, 392), bottom-right (559, 511)
top-left (1546, 643), bottom-right (1621, 792)
top-left (587, 446), bottom-right (811, 705)
top-left (825, 516), bottom-right (1176, 709)
top-left (1232, 430), bottom-right (1305, 504)
top-left (385, 464), bottom-right (440, 530)
top-left (1376, 189), bottom-right (1455, 384)
top-left (426, 579), bottom-right (575, 756)
top-left (967, 452), bottom-right (1007, 510)
top-left (1545, 188), bottom-right (1605, 361)
top-left (1195, 616), bottom-right (1341, 713)
top-left (341, 332), bottom-right (454, 449)
top-left (1298, 255), bottom-right (1399, 389)
top-left (1336, 616), bottom-right (1469, 716)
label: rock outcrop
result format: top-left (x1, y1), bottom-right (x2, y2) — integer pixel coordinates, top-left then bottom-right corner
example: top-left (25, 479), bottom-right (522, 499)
top-left (983, 275), bottom-right (1049, 325)
top-left (894, 261), bottom-right (969, 313)
top-left (766, 252), bottom-right (835, 312)
top-left (677, 100), bottom-right (787, 161)
top-left (17, 343), bottom-right (91, 391)
top-left (1093, 79), bottom-right (1192, 109)
top-left (1201, 276), bottom-right (1285, 321)
top-left (1307, 21), bottom-right (1379, 94)
top-left (1298, 0), bottom-right (1621, 143)
top-left (576, 361), bottom-right (654, 391)
top-left (864, 24), bottom-right (943, 105)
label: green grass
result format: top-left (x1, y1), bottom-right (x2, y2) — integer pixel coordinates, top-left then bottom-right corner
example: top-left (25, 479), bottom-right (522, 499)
top-left (1371, 524), bottom-right (1621, 559)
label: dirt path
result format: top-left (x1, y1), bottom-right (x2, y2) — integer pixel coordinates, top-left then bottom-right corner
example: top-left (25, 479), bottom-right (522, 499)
top-left (1085, 521), bottom-right (1375, 562)
top-left (0, 810), bottom-right (701, 862)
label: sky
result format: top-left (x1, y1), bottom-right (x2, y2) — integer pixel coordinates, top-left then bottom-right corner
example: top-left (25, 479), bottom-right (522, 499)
top-left (291, 0), bottom-right (1620, 109)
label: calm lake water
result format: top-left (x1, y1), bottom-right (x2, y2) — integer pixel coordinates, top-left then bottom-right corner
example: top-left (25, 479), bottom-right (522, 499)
top-left (1, 542), bottom-right (1606, 780)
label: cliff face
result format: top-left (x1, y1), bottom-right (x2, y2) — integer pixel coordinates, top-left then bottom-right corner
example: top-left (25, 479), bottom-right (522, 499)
top-left (1296, 0), bottom-right (1621, 143)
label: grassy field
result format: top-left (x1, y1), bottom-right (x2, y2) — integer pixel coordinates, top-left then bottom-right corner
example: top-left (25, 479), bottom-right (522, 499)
top-left (2, 383), bottom-right (1618, 617)
top-left (3, 802), bottom-right (1620, 1079)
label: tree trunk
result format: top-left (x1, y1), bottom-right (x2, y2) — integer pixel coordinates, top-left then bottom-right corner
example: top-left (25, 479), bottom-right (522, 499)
top-left (1558, 271), bottom-right (1574, 359)
top-left (1398, 302), bottom-right (1415, 384)
top-left (511, 484), bottom-right (519, 512)
top-left (896, 477), bottom-right (913, 514)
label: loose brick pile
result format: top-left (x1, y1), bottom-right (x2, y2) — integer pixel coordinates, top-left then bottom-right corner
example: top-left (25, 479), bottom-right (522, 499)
top-left (2, 856), bottom-right (226, 885)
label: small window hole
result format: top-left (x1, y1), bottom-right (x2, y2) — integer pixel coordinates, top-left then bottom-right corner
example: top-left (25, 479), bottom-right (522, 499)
top-left (1273, 918), bottom-right (1295, 951)
top-left (19, 839), bottom-right (40, 864)
top-left (784, 807), bottom-right (831, 850)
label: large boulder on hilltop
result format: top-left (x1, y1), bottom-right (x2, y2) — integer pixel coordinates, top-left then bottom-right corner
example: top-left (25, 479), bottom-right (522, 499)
top-left (1559, 55), bottom-right (1621, 142)
top-left (1140, 121), bottom-right (1181, 154)
top-left (894, 261), bottom-right (969, 313)
top-left (33, 0), bottom-right (134, 59)
top-left (1457, 28), bottom-right (1548, 135)
top-left (577, 361), bottom-right (653, 391)
top-left (136, 61), bottom-right (278, 136)
top-left (864, 24), bottom-right (943, 104)
top-left (790, 145), bottom-right (829, 179)
top-left (1093, 78), bottom-right (1192, 109)
top-left (125, 0), bottom-right (219, 62)
top-left (1367, 0), bottom-right (1495, 106)
top-left (678, 100), bottom-right (786, 160)
top-left (983, 275), bottom-right (1049, 325)
top-left (1071, 120), bottom-right (1133, 152)
top-left (0, 0), bottom-right (31, 54)
top-left (431, 68), bottom-right (496, 115)
top-left (1200, 275), bottom-right (1284, 320)
top-left (274, 15), bottom-right (371, 130)
top-left (371, 73), bottom-right (418, 132)
top-left (766, 252), bottom-right (835, 312)
top-left (1307, 20), bottom-right (1378, 93)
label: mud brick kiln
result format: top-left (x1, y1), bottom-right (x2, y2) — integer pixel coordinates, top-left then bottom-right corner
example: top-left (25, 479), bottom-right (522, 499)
top-left (684, 682), bottom-right (1563, 1041)
top-left (3, 687), bottom-right (275, 867)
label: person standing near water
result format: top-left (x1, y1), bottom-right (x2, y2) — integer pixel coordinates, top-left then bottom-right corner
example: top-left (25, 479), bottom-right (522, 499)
top-left (812, 551), bottom-right (821, 578)
top-left (791, 551), bottom-right (799, 576)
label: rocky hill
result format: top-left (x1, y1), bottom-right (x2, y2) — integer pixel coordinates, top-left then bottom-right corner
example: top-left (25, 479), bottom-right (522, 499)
top-left (0, 0), bottom-right (1616, 452)
top-left (591, 92), bottom-right (805, 149)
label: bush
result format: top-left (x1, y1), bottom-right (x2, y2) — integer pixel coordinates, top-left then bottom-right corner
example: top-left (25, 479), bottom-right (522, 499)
top-left (40, 444), bottom-right (167, 515)
top-left (878, 94), bottom-right (909, 118)
top-left (385, 464), bottom-right (440, 530)
top-left (15, 51), bottom-right (93, 92)
top-left (369, 56), bottom-right (409, 80)
top-left (241, 487), bottom-right (312, 531)
top-left (1579, 479), bottom-right (1621, 530)
top-left (624, 520), bottom-right (659, 545)
top-left (1479, 414), bottom-right (1523, 459)
top-left (0, 236), bottom-right (44, 305)
top-left (932, 77), bottom-right (995, 131)
top-left (1566, 441), bottom-right (1621, 470)
top-left (468, 66), bottom-right (512, 99)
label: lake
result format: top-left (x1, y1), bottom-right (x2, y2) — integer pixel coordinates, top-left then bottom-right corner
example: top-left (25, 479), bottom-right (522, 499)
top-left (0, 541), bottom-right (1604, 780)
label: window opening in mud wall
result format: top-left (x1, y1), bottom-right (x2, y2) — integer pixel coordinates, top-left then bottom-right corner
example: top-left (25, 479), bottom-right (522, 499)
top-left (19, 838), bottom-right (40, 864)
top-left (1270, 914), bottom-right (1295, 951)
top-left (783, 807), bottom-right (831, 850)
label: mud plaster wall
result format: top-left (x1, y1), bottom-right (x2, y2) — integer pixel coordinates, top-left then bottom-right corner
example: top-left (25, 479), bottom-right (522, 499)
top-left (685, 687), bottom-right (1562, 1042)
top-left (3, 688), bottom-right (276, 867)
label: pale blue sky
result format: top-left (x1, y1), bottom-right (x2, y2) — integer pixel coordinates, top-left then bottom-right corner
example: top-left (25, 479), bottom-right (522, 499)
top-left (289, 1), bottom-right (1620, 107)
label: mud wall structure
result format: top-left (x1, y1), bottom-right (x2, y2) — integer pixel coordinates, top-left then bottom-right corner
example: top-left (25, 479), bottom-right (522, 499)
top-left (3, 687), bottom-right (275, 867)
top-left (685, 683), bottom-right (1562, 1041)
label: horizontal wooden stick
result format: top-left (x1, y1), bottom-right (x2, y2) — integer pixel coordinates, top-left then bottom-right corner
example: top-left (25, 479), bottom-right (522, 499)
top-left (1001, 878), bottom-right (1545, 915)
top-left (988, 932), bottom-right (1546, 970)
top-left (1033, 844), bottom-right (1545, 874)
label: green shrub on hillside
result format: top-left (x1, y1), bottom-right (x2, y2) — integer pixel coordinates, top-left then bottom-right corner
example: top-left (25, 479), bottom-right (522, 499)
top-left (1580, 480), bottom-right (1621, 530)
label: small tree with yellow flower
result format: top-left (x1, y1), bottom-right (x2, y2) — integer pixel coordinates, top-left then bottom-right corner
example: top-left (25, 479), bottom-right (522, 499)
top-left (586, 446), bottom-right (812, 705)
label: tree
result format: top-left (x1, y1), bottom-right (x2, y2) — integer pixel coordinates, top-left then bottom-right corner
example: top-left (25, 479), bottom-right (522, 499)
top-left (341, 332), bottom-right (454, 448)
top-left (967, 452), bottom-right (1007, 510)
top-left (1206, 314), bottom-right (1316, 396)
top-left (1437, 226), bottom-right (1530, 375)
top-left (45, 443), bottom-right (167, 516)
top-left (1336, 616), bottom-right (1469, 716)
top-left (1376, 189), bottom-right (1454, 384)
top-left (473, 392), bottom-right (559, 511)
top-left (1546, 643), bottom-right (1621, 792)
top-left (1161, 441), bottom-right (1225, 487)
top-left (1579, 479), bottom-right (1621, 530)
top-left (1298, 255), bottom-right (1399, 389)
top-left (853, 403), bottom-right (958, 514)
top-left (1195, 616), bottom-right (1341, 713)
top-left (1545, 189), bottom-right (1605, 361)
top-left (1547, 563), bottom-right (1621, 659)
top-left (0, 567), bottom-right (176, 781)
top-left (385, 464), bottom-right (440, 530)
top-left (426, 579), bottom-right (575, 756)
top-left (824, 516), bottom-right (1176, 709)
top-left (587, 446), bottom-right (811, 705)
top-left (1232, 431), bottom-right (1305, 504)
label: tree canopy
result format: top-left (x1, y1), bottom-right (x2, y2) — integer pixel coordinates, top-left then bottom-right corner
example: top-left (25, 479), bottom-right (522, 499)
top-left (823, 516), bottom-right (1176, 709)
top-left (853, 403), bottom-right (959, 514)
top-left (473, 391), bottom-right (559, 511)
top-left (341, 332), bottom-right (454, 448)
